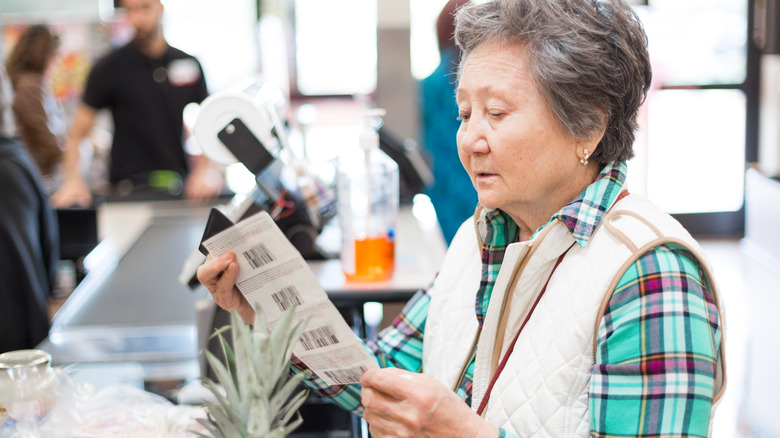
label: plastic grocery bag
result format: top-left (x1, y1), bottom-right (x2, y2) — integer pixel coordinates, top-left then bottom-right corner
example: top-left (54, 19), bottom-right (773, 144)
top-left (1, 368), bottom-right (207, 438)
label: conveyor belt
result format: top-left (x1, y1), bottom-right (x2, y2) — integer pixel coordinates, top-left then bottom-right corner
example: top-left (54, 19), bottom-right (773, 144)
top-left (40, 214), bottom-right (209, 364)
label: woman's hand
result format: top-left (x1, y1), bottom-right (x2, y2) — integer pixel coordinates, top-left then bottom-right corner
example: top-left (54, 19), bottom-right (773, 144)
top-left (197, 252), bottom-right (255, 324)
top-left (360, 367), bottom-right (499, 438)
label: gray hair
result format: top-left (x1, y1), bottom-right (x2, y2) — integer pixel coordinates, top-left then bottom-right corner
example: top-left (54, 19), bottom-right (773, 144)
top-left (454, 0), bottom-right (651, 164)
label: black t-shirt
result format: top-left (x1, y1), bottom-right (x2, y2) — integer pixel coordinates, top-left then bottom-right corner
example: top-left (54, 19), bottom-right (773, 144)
top-left (82, 42), bottom-right (209, 183)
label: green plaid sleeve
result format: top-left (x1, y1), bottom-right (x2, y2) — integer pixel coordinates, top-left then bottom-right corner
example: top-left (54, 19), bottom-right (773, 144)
top-left (590, 244), bottom-right (722, 437)
top-left (292, 287), bottom-right (430, 415)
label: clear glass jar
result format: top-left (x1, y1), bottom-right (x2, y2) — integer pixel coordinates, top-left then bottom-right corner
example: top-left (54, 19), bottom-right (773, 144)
top-left (0, 349), bottom-right (58, 421)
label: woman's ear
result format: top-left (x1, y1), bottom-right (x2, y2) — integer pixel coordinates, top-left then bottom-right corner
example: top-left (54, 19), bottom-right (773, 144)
top-left (575, 111), bottom-right (607, 165)
top-left (586, 110), bottom-right (608, 159)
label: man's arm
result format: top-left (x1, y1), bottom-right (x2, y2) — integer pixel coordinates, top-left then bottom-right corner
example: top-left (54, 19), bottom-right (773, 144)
top-left (180, 56), bottom-right (222, 203)
top-left (183, 152), bottom-right (223, 203)
top-left (50, 103), bottom-right (97, 207)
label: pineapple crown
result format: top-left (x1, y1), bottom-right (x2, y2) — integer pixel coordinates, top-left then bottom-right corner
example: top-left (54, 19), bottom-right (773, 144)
top-left (194, 304), bottom-right (310, 438)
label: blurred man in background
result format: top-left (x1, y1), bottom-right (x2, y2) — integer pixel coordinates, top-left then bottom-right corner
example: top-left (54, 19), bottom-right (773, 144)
top-left (51, 0), bottom-right (222, 207)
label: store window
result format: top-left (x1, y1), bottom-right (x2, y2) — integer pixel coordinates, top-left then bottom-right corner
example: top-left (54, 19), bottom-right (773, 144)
top-left (162, 0), bottom-right (259, 92)
top-left (630, 0), bottom-right (752, 235)
top-left (409, 0), bottom-right (450, 81)
top-left (292, 0), bottom-right (377, 96)
top-left (644, 89), bottom-right (746, 214)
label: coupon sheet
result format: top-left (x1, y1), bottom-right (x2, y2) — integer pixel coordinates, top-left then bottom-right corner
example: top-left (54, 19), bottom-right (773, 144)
top-left (202, 211), bottom-right (378, 385)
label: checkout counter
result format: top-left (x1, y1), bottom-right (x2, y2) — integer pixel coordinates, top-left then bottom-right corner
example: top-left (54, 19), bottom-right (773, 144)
top-left (33, 83), bottom-right (444, 435)
top-left (36, 195), bottom-right (446, 436)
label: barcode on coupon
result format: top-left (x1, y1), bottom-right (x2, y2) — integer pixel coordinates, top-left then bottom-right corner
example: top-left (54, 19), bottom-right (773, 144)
top-left (242, 243), bottom-right (274, 269)
top-left (299, 325), bottom-right (339, 351)
top-left (272, 286), bottom-right (303, 311)
top-left (322, 366), bottom-right (368, 385)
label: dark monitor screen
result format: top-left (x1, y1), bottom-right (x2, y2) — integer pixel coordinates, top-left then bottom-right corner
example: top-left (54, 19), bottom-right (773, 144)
top-left (56, 208), bottom-right (98, 261)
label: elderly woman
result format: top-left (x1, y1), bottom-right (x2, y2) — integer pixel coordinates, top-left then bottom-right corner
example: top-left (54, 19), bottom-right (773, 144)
top-left (198, 0), bottom-right (724, 436)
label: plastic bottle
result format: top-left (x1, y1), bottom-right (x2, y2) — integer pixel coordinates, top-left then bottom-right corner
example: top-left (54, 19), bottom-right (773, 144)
top-left (338, 109), bottom-right (399, 282)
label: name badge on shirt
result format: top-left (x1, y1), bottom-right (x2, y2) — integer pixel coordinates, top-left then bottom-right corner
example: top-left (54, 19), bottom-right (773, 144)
top-left (168, 59), bottom-right (200, 86)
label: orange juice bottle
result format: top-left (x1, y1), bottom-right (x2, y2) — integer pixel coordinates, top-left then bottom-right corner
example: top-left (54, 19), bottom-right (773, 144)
top-left (338, 109), bottom-right (398, 282)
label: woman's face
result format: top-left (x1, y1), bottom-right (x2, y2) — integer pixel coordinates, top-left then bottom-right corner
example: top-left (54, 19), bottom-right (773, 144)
top-left (456, 40), bottom-right (585, 224)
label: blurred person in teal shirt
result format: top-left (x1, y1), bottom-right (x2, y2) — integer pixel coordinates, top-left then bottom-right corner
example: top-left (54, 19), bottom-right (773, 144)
top-left (419, 0), bottom-right (477, 245)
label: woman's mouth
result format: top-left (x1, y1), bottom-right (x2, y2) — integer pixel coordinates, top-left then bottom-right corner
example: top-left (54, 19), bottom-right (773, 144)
top-left (475, 172), bottom-right (497, 184)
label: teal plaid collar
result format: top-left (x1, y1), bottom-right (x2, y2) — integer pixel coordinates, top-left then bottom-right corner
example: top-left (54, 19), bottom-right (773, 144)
top-left (477, 161), bottom-right (628, 248)
top-left (549, 161), bottom-right (627, 246)
top-left (475, 210), bottom-right (518, 325)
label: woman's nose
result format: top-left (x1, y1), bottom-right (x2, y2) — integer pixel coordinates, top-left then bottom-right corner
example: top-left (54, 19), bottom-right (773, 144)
top-left (457, 119), bottom-right (489, 155)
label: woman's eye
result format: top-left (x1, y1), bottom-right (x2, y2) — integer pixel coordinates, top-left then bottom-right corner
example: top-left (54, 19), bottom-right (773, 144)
top-left (457, 113), bottom-right (470, 122)
top-left (489, 112), bottom-right (506, 119)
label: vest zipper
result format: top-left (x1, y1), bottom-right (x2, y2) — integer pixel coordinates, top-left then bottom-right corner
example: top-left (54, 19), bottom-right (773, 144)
top-left (473, 210), bottom-right (484, 250)
top-left (489, 241), bottom-right (531, 373)
top-left (487, 221), bottom-right (561, 379)
top-left (451, 324), bottom-right (482, 393)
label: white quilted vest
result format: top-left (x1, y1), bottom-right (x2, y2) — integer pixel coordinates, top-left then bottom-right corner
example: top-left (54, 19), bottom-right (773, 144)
top-left (422, 194), bottom-right (725, 437)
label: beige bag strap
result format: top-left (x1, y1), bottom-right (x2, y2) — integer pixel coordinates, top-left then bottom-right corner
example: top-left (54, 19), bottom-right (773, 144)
top-left (593, 209), bottom-right (727, 404)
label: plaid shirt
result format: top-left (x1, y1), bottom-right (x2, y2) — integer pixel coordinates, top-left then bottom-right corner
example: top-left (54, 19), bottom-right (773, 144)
top-left (294, 162), bottom-right (722, 437)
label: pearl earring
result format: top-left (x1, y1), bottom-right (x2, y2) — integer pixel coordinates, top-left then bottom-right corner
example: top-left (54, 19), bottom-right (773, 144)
top-left (580, 148), bottom-right (590, 165)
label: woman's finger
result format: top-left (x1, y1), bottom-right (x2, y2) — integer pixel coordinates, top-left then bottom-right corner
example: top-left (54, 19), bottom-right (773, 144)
top-left (197, 252), bottom-right (255, 323)
top-left (197, 253), bottom-right (237, 305)
top-left (361, 367), bottom-right (417, 402)
top-left (197, 253), bottom-right (235, 286)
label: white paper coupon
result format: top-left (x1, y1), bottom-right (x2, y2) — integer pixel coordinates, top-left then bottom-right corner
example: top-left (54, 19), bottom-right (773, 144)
top-left (202, 211), bottom-right (378, 385)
